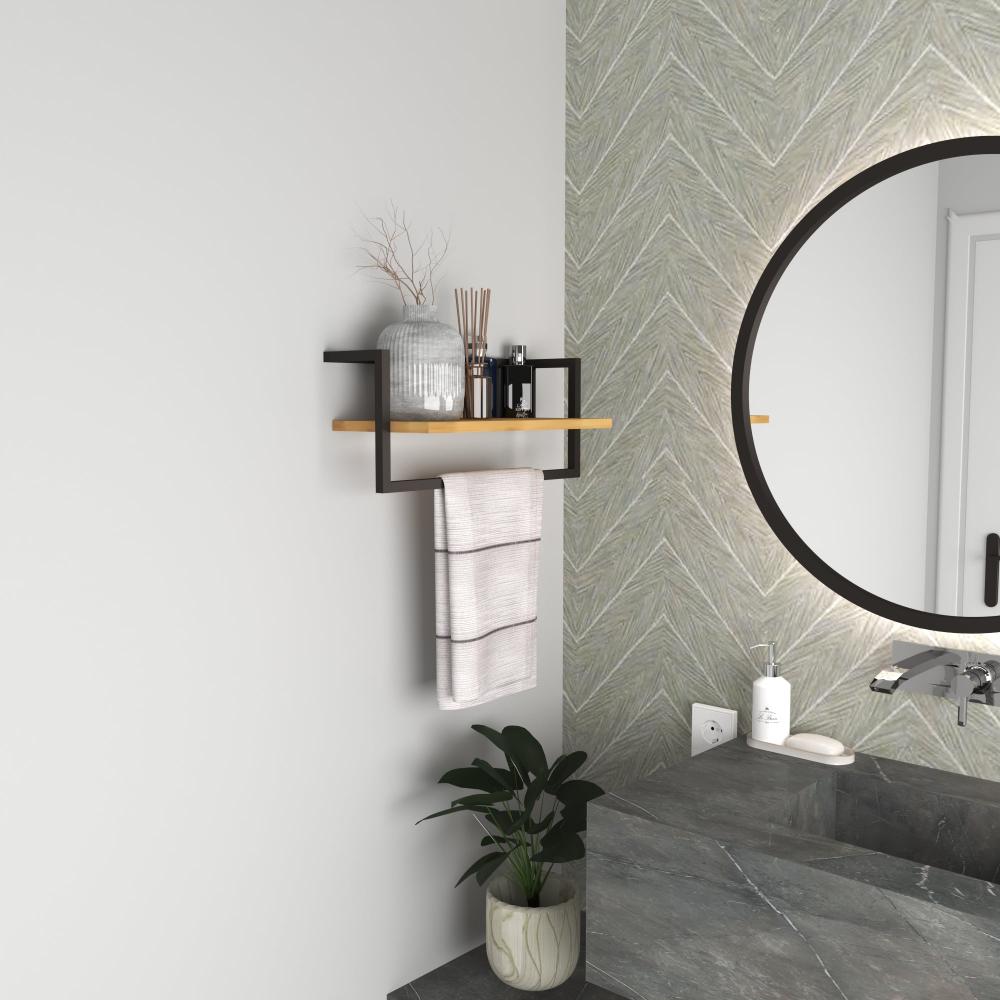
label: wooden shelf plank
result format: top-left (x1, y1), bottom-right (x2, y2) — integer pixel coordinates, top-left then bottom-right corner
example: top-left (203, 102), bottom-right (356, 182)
top-left (750, 415), bottom-right (770, 424)
top-left (332, 417), bottom-right (613, 434)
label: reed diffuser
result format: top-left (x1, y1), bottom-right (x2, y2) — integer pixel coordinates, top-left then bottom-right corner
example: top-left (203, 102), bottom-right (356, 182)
top-left (455, 287), bottom-right (492, 418)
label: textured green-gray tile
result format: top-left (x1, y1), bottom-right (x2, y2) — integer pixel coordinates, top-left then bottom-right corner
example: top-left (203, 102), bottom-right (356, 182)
top-left (566, 0), bottom-right (1000, 791)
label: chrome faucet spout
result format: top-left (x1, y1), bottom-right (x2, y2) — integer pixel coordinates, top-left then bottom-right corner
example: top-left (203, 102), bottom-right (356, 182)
top-left (870, 642), bottom-right (998, 728)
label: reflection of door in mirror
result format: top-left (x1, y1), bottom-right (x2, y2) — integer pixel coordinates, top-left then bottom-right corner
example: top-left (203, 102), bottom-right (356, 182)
top-left (748, 153), bottom-right (1000, 617)
top-left (939, 208), bottom-right (1000, 615)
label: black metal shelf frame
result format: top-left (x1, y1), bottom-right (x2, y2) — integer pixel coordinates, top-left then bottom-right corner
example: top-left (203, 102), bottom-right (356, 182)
top-left (323, 350), bottom-right (582, 493)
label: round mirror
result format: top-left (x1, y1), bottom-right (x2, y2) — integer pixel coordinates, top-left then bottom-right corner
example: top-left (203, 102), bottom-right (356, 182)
top-left (733, 137), bottom-right (1000, 631)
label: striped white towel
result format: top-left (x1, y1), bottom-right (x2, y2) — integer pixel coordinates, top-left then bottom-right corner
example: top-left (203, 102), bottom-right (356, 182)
top-left (434, 468), bottom-right (543, 710)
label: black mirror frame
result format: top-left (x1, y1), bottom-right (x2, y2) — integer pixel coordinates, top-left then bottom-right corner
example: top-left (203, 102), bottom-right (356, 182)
top-left (732, 135), bottom-right (1000, 633)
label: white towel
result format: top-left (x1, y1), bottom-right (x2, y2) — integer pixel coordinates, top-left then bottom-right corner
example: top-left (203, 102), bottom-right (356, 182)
top-left (434, 468), bottom-right (543, 710)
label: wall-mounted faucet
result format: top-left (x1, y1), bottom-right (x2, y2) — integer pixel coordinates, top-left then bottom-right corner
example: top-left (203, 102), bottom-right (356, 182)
top-left (870, 641), bottom-right (998, 727)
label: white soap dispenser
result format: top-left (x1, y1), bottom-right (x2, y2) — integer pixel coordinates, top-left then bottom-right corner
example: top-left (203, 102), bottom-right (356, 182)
top-left (750, 641), bottom-right (790, 745)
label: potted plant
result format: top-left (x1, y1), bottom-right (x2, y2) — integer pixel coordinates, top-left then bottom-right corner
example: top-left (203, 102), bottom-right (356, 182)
top-left (417, 724), bottom-right (605, 991)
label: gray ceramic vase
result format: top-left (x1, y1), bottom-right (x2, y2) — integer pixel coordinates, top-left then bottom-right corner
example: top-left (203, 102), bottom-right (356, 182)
top-left (375, 303), bottom-right (465, 420)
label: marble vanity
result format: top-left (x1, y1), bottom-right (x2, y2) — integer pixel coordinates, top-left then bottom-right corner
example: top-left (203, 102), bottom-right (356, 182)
top-left (587, 741), bottom-right (1000, 1000)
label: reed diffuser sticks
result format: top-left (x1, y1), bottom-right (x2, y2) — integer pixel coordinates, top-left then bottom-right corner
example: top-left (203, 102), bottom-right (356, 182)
top-left (455, 287), bottom-right (491, 364)
top-left (455, 287), bottom-right (493, 418)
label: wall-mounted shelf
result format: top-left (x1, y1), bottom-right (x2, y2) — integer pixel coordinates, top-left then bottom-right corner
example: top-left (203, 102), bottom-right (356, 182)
top-left (324, 349), bottom-right (612, 493)
top-left (750, 415), bottom-right (770, 424)
top-left (332, 417), bottom-right (613, 434)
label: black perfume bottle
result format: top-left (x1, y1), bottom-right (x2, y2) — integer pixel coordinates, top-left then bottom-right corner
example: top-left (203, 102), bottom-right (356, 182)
top-left (500, 345), bottom-right (535, 418)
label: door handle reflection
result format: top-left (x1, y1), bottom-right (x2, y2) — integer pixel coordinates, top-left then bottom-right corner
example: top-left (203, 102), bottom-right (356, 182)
top-left (985, 533), bottom-right (1000, 608)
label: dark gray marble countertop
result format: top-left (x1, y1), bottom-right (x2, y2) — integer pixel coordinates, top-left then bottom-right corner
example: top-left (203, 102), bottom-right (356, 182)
top-left (587, 740), bottom-right (1000, 1000)
top-left (594, 741), bottom-right (1000, 920)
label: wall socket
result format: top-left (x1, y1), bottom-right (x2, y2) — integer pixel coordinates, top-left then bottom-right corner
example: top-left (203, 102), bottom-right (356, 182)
top-left (691, 703), bottom-right (738, 756)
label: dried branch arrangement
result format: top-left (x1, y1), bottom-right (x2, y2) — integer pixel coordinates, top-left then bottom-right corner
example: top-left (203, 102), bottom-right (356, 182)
top-left (454, 287), bottom-right (492, 363)
top-left (357, 202), bottom-right (449, 305)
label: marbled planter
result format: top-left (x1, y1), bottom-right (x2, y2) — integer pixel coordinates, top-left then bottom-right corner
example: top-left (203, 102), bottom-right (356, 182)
top-left (485, 875), bottom-right (580, 992)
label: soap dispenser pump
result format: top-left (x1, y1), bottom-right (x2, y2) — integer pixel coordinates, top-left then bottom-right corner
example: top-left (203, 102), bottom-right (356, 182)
top-left (750, 641), bottom-right (790, 745)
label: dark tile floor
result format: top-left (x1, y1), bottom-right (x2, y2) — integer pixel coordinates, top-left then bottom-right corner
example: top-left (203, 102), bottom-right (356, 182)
top-left (387, 920), bottom-right (618, 1000)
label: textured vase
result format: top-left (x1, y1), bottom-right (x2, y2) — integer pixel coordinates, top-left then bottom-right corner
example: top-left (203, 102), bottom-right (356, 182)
top-left (375, 303), bottom-right (465, 420)
top-left (485, 875), bottom-right (580, 991)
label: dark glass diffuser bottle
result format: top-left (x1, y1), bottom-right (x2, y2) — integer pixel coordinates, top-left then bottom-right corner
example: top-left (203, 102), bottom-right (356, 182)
top-left (500, 345), bottom-right (535, 418)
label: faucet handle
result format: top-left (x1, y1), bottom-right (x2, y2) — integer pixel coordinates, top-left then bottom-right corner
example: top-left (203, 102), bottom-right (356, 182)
top-left (954, 661), bottom-right (998, 727)
top-left (952, 670), bottom-right (981, 728)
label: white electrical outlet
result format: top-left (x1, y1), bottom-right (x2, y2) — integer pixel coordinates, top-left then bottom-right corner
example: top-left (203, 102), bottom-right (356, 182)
top-left (691, 703), bottom-right (738, 756)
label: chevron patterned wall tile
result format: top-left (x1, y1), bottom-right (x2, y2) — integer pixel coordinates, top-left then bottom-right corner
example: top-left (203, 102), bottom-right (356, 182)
top-left (566, 0), bottom-right (1000, 790)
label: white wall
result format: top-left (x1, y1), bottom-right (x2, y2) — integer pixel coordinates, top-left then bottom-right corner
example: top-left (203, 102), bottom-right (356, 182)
top-left (750, 162), bottom-right (939, 609)
top-left (0, 3), bottom-right (566, 998)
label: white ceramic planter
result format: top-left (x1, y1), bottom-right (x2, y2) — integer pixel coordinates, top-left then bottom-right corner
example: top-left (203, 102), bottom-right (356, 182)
top-left (485, 875), bottom-right (580, 991)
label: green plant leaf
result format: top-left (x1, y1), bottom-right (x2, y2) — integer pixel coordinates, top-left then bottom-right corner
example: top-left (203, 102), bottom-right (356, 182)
top-left (480, 834), bottom-right (513, 847)
top-left (470, 725), bottom-right (525, 789)
top-left (555, 779), bottom-right (605, 806)
top-left (504, 759), bottom-right (526, 790)
top-left (472, 758), bottom-right (518, 790)
top-left (522, 774), bottom-right (546, 817)
top-left (471, 724), bottom-right (509, 755)
top-left (439, 766), bottom-right (505, 793)
top-left (416, 803), bottom-right (492, 824)
top-left (481, 810), bottom-right (506, 831)
top-left (557, 801), bottom-right (587, 834)
top-left (474, 853), bottom-right (509, 886)
top-left (455, 851), bottom-right (506, 888)
top-left (530, 827), bottom-right (586, 864)
top-left (524, 809), bottom-right (555, 835)
top-left (545, 751), bottom-right (587, 792)
top-left (491, 809), bottom-right (528, 836)
top-left (501, 726), bottom-right (548, 780)
top-left (450, 791), bottom-right (514, 809)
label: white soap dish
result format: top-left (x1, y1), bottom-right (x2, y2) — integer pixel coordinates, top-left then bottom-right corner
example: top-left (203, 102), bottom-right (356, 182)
top-left (746, 732), bottom-right (855, 766)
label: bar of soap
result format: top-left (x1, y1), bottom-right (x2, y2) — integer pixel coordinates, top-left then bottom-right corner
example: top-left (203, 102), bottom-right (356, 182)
top-left (785, 733), bottom-right (845, 756)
